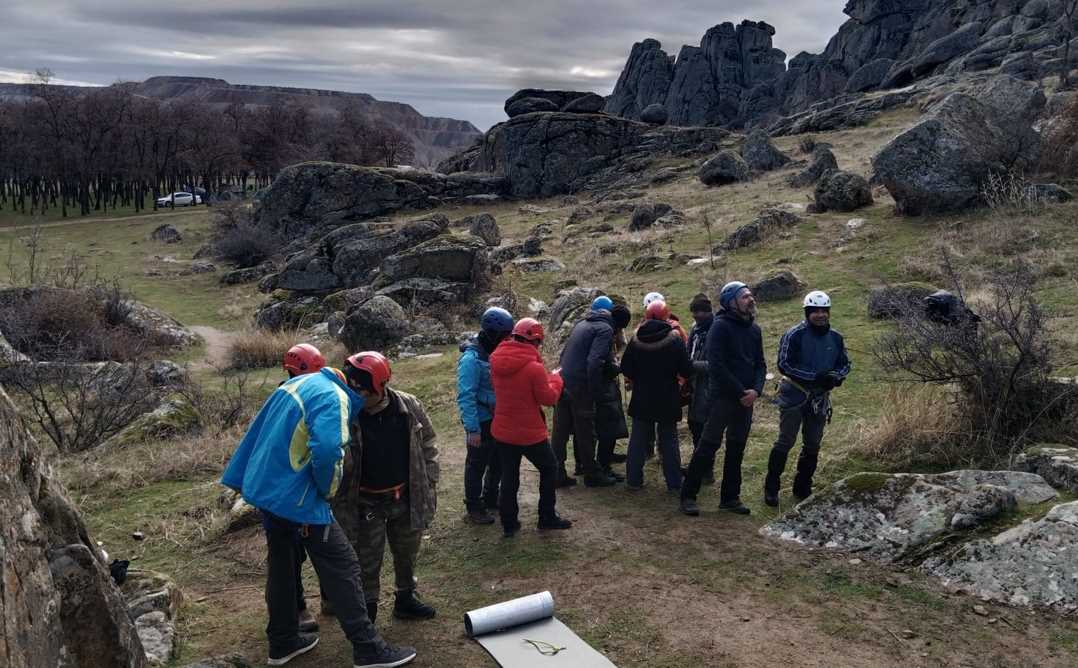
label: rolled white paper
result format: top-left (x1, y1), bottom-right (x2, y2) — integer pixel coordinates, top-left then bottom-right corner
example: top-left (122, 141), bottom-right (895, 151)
top-left (464, 591), bottom-right (555, 637)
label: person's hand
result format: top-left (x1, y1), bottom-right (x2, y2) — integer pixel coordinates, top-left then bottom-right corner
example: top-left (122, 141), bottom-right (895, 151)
top-left (466, 432), bottom-right (481, 448)
top-left (829, 372), bottom-right (844, 388)
top-left (815, 372), bottom-right (836, 390)
top-left (740, 389), bottom-right (758, 407)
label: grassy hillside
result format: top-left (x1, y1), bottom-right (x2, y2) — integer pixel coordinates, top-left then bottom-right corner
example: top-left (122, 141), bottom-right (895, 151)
top-left (6, 107), bottom-right (1078, 667)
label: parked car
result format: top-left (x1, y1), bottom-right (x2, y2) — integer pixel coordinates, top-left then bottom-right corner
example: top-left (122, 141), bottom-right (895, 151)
top-left (156, 192), bottom-right (202, 207)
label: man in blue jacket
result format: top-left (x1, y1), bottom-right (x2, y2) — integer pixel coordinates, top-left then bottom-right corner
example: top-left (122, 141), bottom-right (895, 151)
top-left (457, 307), bottom-right (513, 525)
top-left (551, 296), bottom-right (618, 487)
top-left (764, 291), bottom-right (851, 506)
top-left (680, 282), bottom-right (766, 516)
top-left (221, 366), bottom-right (416, 668)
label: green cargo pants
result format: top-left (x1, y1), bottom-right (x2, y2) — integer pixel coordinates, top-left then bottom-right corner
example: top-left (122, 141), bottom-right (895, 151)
top-left (336, 493), bottom-right (422, 606)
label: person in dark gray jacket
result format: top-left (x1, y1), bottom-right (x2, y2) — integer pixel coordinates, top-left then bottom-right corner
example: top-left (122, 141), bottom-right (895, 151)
top-left (680, 281), bottom-right (766, 516)
top-left (550, 297), bottom-right (617, 487)
top-left (686, 293), bottom-right (715, 484)
top-left (764, 290), bottom-right (851, 506)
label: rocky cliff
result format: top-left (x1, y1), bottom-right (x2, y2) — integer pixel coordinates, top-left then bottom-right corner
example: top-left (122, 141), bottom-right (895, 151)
top-left (605, 0), bottom-right (1074, 128)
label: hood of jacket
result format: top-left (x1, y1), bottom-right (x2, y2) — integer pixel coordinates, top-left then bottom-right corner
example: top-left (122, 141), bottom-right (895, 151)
top-left (585, 309), bottom-right (614, 326)
top-left (635, 319), bottom-right (674, 345)
top-left (491, 338), bottom-right (541, 377)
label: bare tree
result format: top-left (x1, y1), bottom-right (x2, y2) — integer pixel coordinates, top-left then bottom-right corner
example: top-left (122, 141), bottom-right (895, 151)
top-left (370, 123), bottom-right (415, 167)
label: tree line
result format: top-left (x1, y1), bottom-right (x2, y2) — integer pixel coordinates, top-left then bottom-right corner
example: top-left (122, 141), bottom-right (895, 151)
top-left (0, 69), bottom-right (416, 218)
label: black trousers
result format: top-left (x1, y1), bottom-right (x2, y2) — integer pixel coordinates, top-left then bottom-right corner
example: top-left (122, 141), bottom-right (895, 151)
top-left (550, 386), bottom-right (598, 476)
top-left (497, 440), bottom-right (558, 528)
top-left (765, 404), bottom-right (827, 496)
top-left (263, 512), bottom-right (382, 656)
top-left (463, 420), bottom-right (501, 512)
top-left (682, 398), bottom-right (753, 504)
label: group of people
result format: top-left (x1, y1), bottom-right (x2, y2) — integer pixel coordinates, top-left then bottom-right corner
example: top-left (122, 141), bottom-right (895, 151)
top-left (221, 280), bottom-right (851, 666)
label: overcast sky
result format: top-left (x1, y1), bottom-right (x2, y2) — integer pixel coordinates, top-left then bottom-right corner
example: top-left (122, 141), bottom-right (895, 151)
top-left (0, 1), bottom-right (849, 130)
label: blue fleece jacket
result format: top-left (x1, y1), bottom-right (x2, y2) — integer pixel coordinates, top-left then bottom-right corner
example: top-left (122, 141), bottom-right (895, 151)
top-left (221, 368), bottom-right (363, 525)
top-left (457, 339), bottom-right (496, 434)
top-left (776, 321), bottom-right (851, 407)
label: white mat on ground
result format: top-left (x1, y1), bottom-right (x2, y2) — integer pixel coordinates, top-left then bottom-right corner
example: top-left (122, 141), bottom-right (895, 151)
top-left (465, 591), bottom-right (616, 667)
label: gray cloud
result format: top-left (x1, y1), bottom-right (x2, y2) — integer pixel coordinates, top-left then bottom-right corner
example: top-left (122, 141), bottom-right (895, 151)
top-left (0, 1), bottom-right (849, 130)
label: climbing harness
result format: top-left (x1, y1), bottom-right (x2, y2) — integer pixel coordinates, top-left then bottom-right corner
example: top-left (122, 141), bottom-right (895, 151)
top-left (780, 376), bottom-right (833, 423)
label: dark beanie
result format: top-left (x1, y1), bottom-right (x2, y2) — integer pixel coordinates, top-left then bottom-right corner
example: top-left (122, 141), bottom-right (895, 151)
top-left (611, 304), bottom-right (632, 329)
top-left (690, 293), bottom-right (712, 313)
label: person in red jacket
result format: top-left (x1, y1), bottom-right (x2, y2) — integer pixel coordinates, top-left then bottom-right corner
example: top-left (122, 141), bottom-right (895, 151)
top-left (490, 318), bottom-right (572, 537)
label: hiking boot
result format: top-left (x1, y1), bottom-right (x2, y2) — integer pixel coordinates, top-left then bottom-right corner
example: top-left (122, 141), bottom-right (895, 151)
top-left (719, 500), bottom-right (751, 515)
top-left (297, 608), bottom-right (319, 633)
top-left (583, 472), bottom-right (616, 487)
top-left (538, 514), bottom-right (573, 530)
top-left (610, 453), bottom-right (628, 464)
top-left (679, 498), bottom-right (700, 516)
top-left (602, 467), bottom-right (626, 483)
top-left (353, 643), bottom-right (417, 668)
top-left (763, 490), bottom-right (779, 508)
top-left (393, 591), bottom-right (436, 620)
top-left (465, 509), bottom-right (495, 525)
top-left (503, 522), bottom-right (521, 538)
top-left (268, 633), bottom-right (319, 666)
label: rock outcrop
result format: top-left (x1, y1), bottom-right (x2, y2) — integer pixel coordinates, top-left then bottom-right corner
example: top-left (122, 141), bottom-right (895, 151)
top-left (255, 162), bottom-right (504, 239)
top-left (0, 384), bottom-right (147, 667)
top-left (604, 4), bottom-right (1071, 129)
top-left (740, 129), bottom-right (789, 172)
top-left (1015, 445), bottom-right (1078, 494)
top-left (719, 208), bottom-right (801, 251)
top-left (698, 150), bottom-right (750, 186)
top-left (788, 146), bottom-right (839, 187)
top-left (751, 270), bottom-right (806, 302)
top-left (813, 170), bottom-right (874, 213)
top-left (760, 470), bottom-right (1057, 563)
top-left (924, 501), bottom-right (1078, 610)
top-left (504, 89), bottom-right (605, 116)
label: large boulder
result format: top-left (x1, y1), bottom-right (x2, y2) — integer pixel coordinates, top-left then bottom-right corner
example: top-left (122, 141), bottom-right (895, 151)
top-left (254, 296), bottom-right (326, 331)
top-left (380, 234), bottom-right (490, 288)
top-left (479, 113), bottom-right (647, 198)
top-left (340, 295), bottom-right (410, 351)
top-left (698, 150), bottom-right (750, 186)
top-left (122, 570), bottom-right (183, 666)
top-left (506, 97), bottom-right (559, 117)
top-left (376, 278), bottom-right (473, 305)
top-left (750, 270), bottom-right (806, 302)
top-left (788, 146), bottom-right (839, 188)
top-left (101, 399), bottom-right (199, 449)
top-left (760, 470), bottom-right (1057, 563)
top-left (719, 208), bottom-right (801, 251)
top-left (0, 384), bottom-right (147, 667)
top-left (923, 501), bottom-right (1078, 610)
top-left (740, 129), bottom-right (790, 172)
top-left (218, 261), bottom-right (276, 286)
top-left (561, 93), bottom-right (606, 114)
top-left (628, 202), bottom-right (674, 231)
top-left (844, 58), bottom-right (895, 93)
top-left (1015, 445), bottom-right (1078, 494)
top-left (467, 213), bottom-right (501, 247)
top-left (871, 93), bottom-right (1041, 215)
top-left (813, 170), bottom-right (873, 213)
top-left (504, 89), bottom-right (595, 115)
top-left (867, 282), bottom-right (938, 319)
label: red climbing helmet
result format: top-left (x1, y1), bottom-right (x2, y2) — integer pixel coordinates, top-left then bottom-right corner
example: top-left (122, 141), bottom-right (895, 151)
top-left (283, 343), bottom-right (326, 376)
top-left (645, 300), bottom-right (671, 322)
top-left (344, 351), bottom-right (392, 395)
top-left (512, 318), bottom-right (545, 343)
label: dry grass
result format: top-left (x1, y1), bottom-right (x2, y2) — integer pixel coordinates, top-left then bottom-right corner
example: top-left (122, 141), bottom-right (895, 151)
top-left (841, 385), bottom-right (969, 471)
top-left (226, 329), bottom-right (346, 370)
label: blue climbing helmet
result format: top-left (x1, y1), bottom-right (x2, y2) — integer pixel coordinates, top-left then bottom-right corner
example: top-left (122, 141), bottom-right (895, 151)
top-left (480, 307), bottom-right (514, 334)
top-left (591, 295), bottom-right (614, 312)
top-left (719, 281), bottom-right (748, 312)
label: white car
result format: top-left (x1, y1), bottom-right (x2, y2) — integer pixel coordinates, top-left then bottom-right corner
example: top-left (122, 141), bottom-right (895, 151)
top-left (156, 192), bottom-right (202, 207)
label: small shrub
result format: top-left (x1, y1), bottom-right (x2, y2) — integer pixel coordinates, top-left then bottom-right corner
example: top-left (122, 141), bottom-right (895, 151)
top-left (845, 386), bottom-right (968, 471)
top-left (225, 329), bottom-right (345, 371)
top-left (981, 171), bottom-right (1046, 214)
top-left (212, 202), bottom-right (281, 268)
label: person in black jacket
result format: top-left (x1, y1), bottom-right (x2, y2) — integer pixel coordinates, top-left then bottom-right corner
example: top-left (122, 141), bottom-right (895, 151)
top-left (550, 297), bottom-right (617, 487)
top-left (680, 281), bottom-right (766, 516)
top-left (764, 291), bottom-right (851, 506)
top-left (621, 300), bottom-right (696, 491)
top-left (595, 304), bottom-right (632, 481)
top-left (686, 293), bottom-right (715, 484)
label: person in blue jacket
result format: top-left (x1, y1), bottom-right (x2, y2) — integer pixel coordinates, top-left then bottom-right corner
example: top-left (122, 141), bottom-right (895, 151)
top-left (764, 290), bottom-right (851, 506)
top-left (457, 307), bottom-right (514, 525)
top-left (221, 365), bottom-right (416, 668)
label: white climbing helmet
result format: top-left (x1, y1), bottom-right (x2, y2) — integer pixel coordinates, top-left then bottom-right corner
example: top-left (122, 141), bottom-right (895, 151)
top-left (643, 291), bottom-right (665, 309)
top-left (803, 290), bottom-right (832, 309)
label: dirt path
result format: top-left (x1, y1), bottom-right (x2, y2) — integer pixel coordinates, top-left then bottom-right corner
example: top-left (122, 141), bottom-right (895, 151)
top-left (2, 208), bottom-right (200, 232)
top-left (189, 325), bottom-right (239, 369)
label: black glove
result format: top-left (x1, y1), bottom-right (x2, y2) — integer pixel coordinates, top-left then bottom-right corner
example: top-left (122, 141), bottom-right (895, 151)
top-left (829, 372), bottom-right (844, 387)
top-left (815, 372), bottom-right (836, 390)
